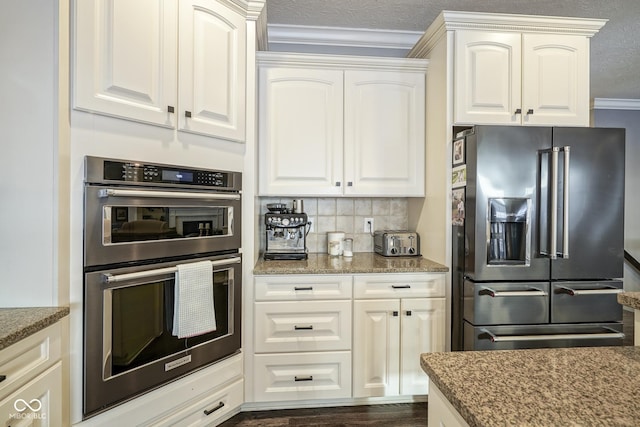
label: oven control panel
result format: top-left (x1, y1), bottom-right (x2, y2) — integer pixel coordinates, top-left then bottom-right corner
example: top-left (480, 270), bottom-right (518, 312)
top-left (85, 156), bottom-right (241, 191)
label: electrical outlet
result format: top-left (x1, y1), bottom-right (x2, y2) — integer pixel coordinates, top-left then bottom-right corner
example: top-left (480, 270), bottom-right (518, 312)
top-left (364, 217), bottom-right (374, 233)
top-left (307, 216), bottom-right (315, 232)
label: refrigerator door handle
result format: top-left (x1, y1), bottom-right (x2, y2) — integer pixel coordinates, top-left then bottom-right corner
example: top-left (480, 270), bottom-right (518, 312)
top-left (550, 147), bottom-right (559, 259)
top-left (560, 146), bottom-right (570, 259)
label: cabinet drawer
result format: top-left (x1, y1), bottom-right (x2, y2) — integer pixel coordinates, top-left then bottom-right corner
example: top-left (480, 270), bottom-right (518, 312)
top-left (254, 275), bottom-right (352, 301)
top-left (0, 322), bottom-right (61, 398)
top-left (147, 379), bottom-right (243, 427)
top-left (254, 352), bottom-right (351, 402)
top-left (255, 301), bottom-right (351, 353)
top-left (353, 274), bottom-right (445, 299)
top-left (0, 362), bottom-right (62, 426)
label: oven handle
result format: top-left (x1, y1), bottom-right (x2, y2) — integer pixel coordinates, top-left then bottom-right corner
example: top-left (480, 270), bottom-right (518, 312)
top-left (480, 327), bottom-right (625, 342)
top-left (98, 188), bottom-right (241, 201)
top-left (102, 257), bottom-right (242, 283)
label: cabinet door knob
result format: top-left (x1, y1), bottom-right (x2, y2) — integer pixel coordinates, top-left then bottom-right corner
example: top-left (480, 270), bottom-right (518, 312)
top-left (526, 109), bottom-right (534, 115)
top-left (406, 310), bottom-right (412, 316)
top-left (335, 181), bottom-right (341, 187)
top-left (0, 375), bottom-right (5, 383)
top-left (514, 108), bottom-right (522, 114)
top-left (392, 311), bottom-right (399, 317)
top-left (185, 110), bottom-right (192, 118)
top-left (347, 181), bottom-right (353, 187)
top-left (168, 106), bottom-right (175, 113)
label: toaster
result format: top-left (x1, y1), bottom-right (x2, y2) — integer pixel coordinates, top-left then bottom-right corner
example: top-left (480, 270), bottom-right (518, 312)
top-left (373, 230), bottom-right (420, 257)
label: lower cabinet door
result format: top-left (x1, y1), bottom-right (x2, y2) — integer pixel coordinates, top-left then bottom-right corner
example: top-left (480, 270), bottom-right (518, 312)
top-left (352, 299), bottom-right (400, 397)
top-left (147, 379), bottom-right (243, 427)
top-left (254, 352), bottom-right (351, 402)
top-left (0, 362), bottom-right (62, 427)
top-left (400, 298), bottom-right (446, 395)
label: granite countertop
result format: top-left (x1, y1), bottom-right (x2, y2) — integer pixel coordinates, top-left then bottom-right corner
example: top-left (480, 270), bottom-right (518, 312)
top-left (253, 252), bottom-right (449, 275)
top-left (618, 292), bottom-right (640, 310)
top-left (0, 307), bottom-right (69, 351)
top-left (421, 347), bottom-right (640, 427)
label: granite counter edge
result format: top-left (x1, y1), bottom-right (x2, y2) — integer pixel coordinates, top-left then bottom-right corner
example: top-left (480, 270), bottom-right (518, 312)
top-left (0, 307), bottom-right (70, 351)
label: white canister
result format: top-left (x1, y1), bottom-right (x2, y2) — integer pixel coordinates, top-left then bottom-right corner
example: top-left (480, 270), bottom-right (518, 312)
top-left (327, 231), bottom-right (345, 256)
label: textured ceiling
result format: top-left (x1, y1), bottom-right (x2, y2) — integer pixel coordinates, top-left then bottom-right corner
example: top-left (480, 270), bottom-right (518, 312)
top-left (266, 0), bottom-right (640, 100)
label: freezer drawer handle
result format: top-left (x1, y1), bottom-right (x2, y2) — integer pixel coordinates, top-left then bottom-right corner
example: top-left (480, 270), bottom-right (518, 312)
top-left (102, 257), bottom-right (241, 283)
top-left (479, 287), bottom-right (547, 297)
top-left (556, 286), bottom-right (622, 296)
top-left (98, 188), bottom-right (241, 201)
top-left (480, 328), bottom-right (624, 343)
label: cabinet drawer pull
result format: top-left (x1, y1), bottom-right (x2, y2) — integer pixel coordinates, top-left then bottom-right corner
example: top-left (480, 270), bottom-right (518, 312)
top-left (0, 375), bottom-right (5, 383)
top-left (185, 110), bottom-right (192, 118)
top-left (294, 375), bottom-right (313, 382)
top-left (294, 325), bottom-right (314, 330)
top-left (294, 286), bottom-right (313, 291)
top-left (392, 285), bottom-right (411, 289)
top-left (203, 402), bottom-right (225, 416)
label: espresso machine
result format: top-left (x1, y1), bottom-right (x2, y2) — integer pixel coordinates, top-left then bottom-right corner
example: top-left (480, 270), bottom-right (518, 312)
top-left (264, 203), bottom-right (309, 260)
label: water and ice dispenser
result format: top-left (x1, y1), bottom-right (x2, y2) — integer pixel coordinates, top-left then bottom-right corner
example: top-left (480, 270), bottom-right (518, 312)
top-left (488, 198), bottom-right (530, 265)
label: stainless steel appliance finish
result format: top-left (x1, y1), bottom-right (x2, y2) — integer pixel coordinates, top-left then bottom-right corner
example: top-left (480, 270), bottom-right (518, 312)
top-left (374, 230), bottom-right (420, 257)
top-left (82, 157), bottom-right (243, 418)
top-left (83, 254), bottom-right (241, 417)
top-left (264, 211), bottom-right (309, 260)
top-left (84, 156), bottom-right (241, 267)
top-left (452, 126), bottom-right (625, 351)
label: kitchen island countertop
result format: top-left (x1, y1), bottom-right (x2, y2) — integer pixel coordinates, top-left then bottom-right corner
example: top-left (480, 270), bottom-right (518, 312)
top-left (0, 307), bottom-right (69, 351)
top-left (421, 346), bottom-right (640, 427)
top-left (253, 252), bottom-right (448, 275)
top-left (618, 291), bottom-right (640, 310)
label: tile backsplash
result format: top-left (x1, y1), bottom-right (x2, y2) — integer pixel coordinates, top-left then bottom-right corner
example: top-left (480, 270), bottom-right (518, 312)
top-left (258, 197), bottom-right (409, 253)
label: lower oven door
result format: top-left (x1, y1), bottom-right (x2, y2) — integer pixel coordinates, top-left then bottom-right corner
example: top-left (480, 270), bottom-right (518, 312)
top-left (464, 322), bottom-right (624, 351)
top-left (84, 184), bottom-right (241, 267)
top-left (551, 280), bottom-right (623, 323)
top-left (83, 254), bottom-right (241, 418)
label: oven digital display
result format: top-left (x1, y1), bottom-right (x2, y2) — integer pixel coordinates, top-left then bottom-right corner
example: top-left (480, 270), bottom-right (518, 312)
top-left (162, 170), bottom-right (193, 183)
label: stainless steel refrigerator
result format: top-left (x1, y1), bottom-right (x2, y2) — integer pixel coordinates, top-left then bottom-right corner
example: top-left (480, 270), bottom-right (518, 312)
top-left (452, 125), bottom-right (625, 351)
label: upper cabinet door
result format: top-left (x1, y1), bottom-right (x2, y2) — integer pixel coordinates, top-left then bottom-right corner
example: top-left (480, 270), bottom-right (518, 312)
top-left (522, 34), bottom-right (589, 126)
top-left (178, 0), bottom-right (246, 141)
top-left (258, 67), bottom-right (344, 196)
top-left (344, 70), bottom-right (425, 196)
top-left (454, 30), bottom-right (522, 125)
top-left (73, 0), bottom-right (178, 127)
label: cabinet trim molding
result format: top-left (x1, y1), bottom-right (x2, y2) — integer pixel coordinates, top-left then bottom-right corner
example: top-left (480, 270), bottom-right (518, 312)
top-left (256, 52), bottom-right (428, 72)
top-left (409, 11), bottom-right (606, 58)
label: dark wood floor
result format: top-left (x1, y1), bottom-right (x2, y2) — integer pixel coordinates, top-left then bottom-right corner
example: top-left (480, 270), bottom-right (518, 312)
top-left (221, 311), bottom-right (635, 426)
top-left (219, 403), bottom-right (428, 427)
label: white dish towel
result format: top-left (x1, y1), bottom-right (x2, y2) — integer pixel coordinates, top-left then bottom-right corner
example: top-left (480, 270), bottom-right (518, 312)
top-left (172, 260), bottom-right (217, 338)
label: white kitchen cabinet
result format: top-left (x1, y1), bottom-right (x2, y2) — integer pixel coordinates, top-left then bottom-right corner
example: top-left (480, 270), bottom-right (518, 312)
top-left (258, 53), bottom-right (426, 197)
top-left (252, 275), bottom-right (353, 402)
top-left (352, 274), bottom-right (446, 397)
top-left (0, 323), bottom-right (63, 426)
top-left (455, 30), bottom-right (589, 126)
top-left (74, 0), bottom-right (247, 142)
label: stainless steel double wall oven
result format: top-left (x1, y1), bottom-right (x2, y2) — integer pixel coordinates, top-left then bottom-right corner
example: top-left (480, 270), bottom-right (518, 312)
top-left (83, 156), bottom-right (242, 418)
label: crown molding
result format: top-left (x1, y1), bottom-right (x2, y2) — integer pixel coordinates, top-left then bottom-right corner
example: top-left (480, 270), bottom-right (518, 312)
top-left (221, 0), bottom-right (265, 20)
top-left (266, 24), bottom-right (423, 54)
top-left (592, 98), bottom-right (640, 110)
top-left (256, 51), bottom-right (428, 72)
top-left (409, 10), bottom-right (608, 59)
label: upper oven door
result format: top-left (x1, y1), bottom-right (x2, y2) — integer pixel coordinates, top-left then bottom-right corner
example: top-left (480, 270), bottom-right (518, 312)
top-left (84, 185), bottom-right (241, 267)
